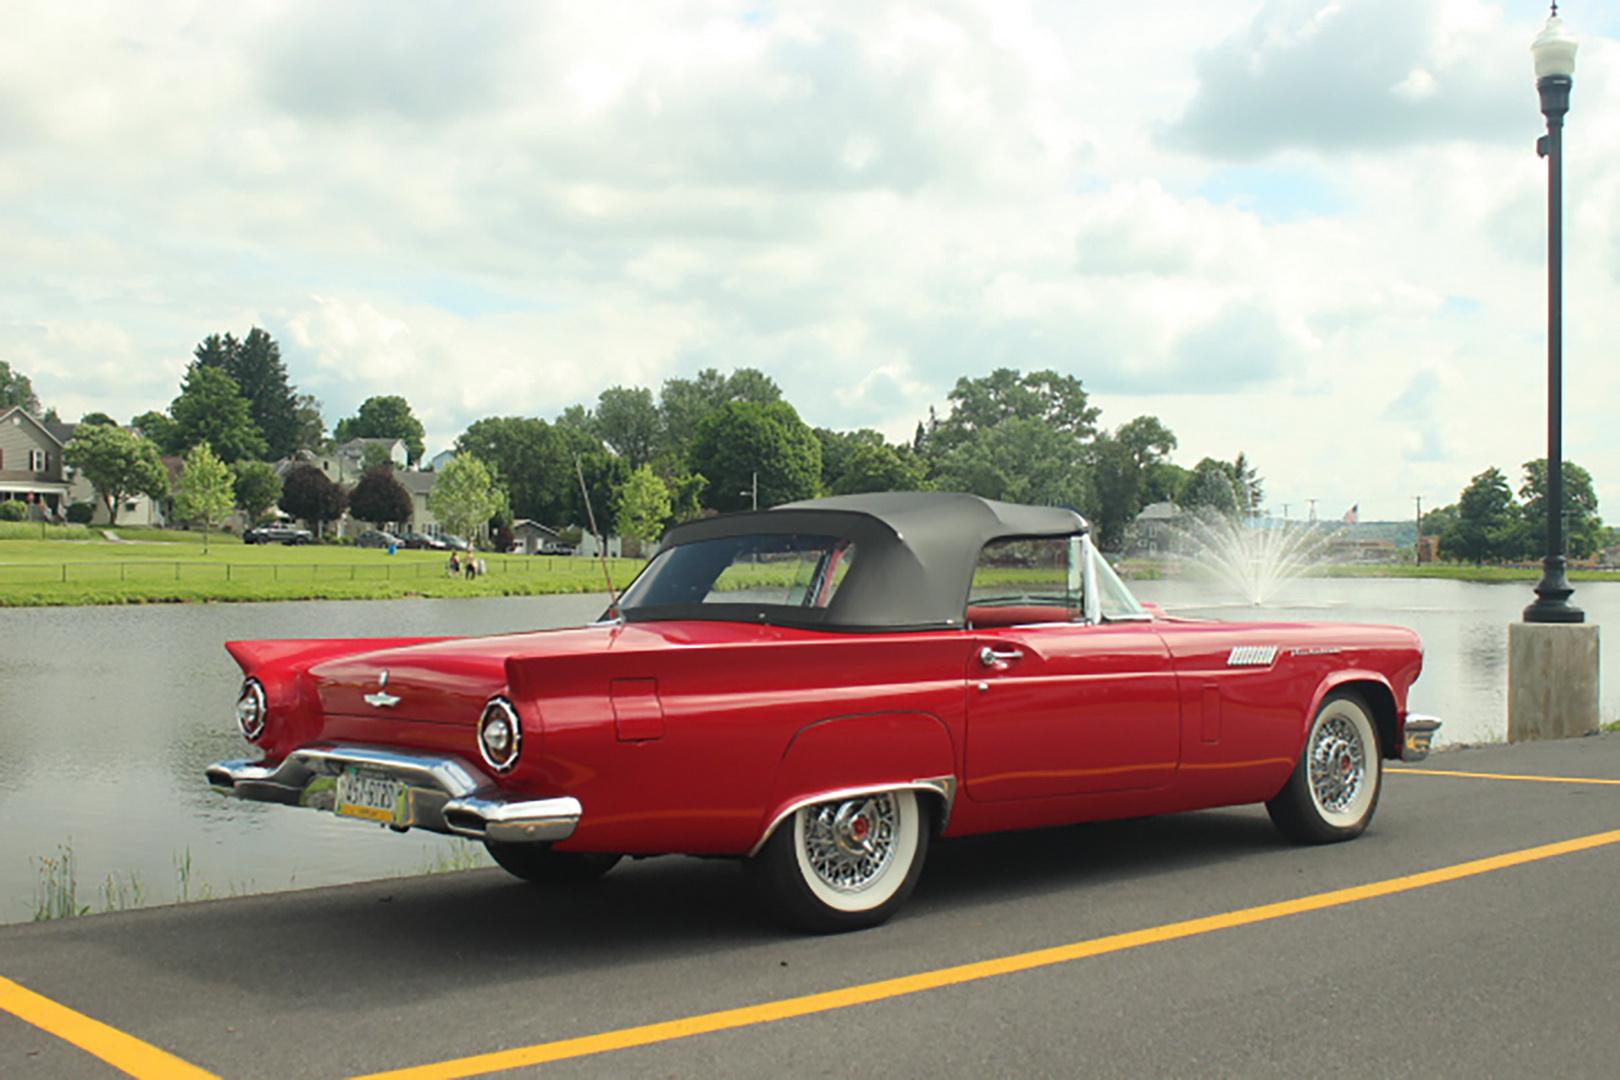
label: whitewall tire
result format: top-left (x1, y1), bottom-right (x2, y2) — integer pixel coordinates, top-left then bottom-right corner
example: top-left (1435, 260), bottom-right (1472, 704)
top-left (1267, 691), bottom-right (1383, 844)
top-left (749, 789), bottom-right (929, 933)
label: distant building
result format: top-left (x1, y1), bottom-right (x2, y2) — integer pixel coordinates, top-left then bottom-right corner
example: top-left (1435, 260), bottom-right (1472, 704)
top-left (1130, 501), bottom-right (1183, 556)
top-left (426, 449), bottom-right (456, 472)
top-left (511, 518), bottom-right (568, 555)
top-left (0, 406), bottom-right (71, 518)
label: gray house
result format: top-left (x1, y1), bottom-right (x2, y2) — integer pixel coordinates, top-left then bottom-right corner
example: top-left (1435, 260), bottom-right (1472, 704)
top-left (0, 407), bottom-right (71, 518)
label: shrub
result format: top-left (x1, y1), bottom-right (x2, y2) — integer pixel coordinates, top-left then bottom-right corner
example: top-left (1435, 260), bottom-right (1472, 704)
top-left (66, 502), bottom-right (95, 525)
top-left (0, 501), bottom-right (28, 522)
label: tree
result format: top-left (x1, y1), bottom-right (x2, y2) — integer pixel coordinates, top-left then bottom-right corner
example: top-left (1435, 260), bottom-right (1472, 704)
top-left (173, 443), bottom-right (236, 552)
top-left (349, 465), bottom-right (414, 529)
top-left (291, 393), bottom-right (326, 452)
top-left (231, 461), bottom-right (283, 525)
top-left (1518, 458), bottom-right (1603, 560)
top-left (1180, 458), bottom-right (1241, 517)
top-left (335, 395), bottom-right (426, 465)
top-left (595, 386), bottom-right (661, 469)
top-left (0, 360), bottom-right (41, 415)
top-left (930, 369), bottom-right (1101, 455)
top-left (279, 464), bottom-right (347, 538)
top-left (170, 364), bottom-right (267, 463)
top-left (615, 465), bottom-right (673, 544)
top-left (1441, 467), bottom-right (1517, 564)
top-left (830, 442), bottom-right (927, 495)
top-left (456, 416), bottom-right (571, 523)
top-left (78, 411), bottom-right (118, 428)
top-left (814, 428), bottom-right (886, 492)
top-left (689, 401), bottom-right (821, 512)
top-left (1229, 452), bottom-right (1264, 516)
top-left (63, 425), bottom-right (169, 526)
top-left (569, 450), bottom-right (629, 534)
top-left (1088, 416), bottom-right (1179, 549)
top-left (131, 410), bottom-right (180, 454)
top-left (658, 368), bottom-right (782, 461)
top-left (428, 454), bottom-right (503, 546)
top-left (931, 416), bottom-right (1092, 510)
top-left (194, 329), bottom-right (301, 459)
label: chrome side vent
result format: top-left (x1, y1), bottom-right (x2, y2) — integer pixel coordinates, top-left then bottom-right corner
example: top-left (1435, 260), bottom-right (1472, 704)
top-left (1227, 645), bottom-right (1279, 668)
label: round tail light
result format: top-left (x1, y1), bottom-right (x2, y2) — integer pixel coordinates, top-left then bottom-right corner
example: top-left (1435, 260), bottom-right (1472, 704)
top-left (478, 698), bottom-right (522, 773)
top-left (236, 678), bottom-right (267, 741)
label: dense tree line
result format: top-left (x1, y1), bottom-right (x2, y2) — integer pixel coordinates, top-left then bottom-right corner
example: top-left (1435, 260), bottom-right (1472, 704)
top-left (1425, 461), bottom-right (1605, 563)
top-left (11, 340), bottom-right (1290, 547)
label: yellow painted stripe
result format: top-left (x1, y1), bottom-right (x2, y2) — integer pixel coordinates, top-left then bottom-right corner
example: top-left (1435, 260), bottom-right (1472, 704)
top-left (354, 827), bottom-right (1620, 1080)
top-left (0, 975), bottom-right (218, 1080)
top-left (1391, 767), bottom-right (1620, 786)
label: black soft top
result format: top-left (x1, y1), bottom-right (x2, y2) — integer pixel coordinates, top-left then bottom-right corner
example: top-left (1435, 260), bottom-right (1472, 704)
top-left (623, 492), bottom-right (1088, 631)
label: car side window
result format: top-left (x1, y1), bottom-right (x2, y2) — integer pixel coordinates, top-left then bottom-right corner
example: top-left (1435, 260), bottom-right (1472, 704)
top-left (966, 537), bottom-right (1081, 627)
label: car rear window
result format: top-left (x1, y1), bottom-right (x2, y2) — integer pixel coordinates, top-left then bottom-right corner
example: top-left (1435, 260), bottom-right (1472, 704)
top-left (618, 534), bottom-right (858, 612)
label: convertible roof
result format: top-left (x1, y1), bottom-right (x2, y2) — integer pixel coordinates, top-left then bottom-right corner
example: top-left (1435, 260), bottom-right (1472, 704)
top-left (642, 492), bottom-right (1088, 630)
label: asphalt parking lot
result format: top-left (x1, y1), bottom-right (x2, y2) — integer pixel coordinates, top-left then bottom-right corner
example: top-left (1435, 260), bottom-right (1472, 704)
top-left (4, 735), bottom-right (1619, 1079)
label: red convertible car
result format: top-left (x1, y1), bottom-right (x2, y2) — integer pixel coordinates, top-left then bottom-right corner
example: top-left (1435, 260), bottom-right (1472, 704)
top-left (208, 493), bottom-right (1439, 932)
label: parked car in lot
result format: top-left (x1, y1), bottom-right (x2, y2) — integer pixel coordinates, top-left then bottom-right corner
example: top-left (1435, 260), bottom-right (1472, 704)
top-left (441, 534), bottom-right (471, 551)
top-left (354, 530), bottom-right (402, 549)
top-left (242, 523), bottom-right (313, 545)
top-left (400, 531), bottom-right (448, 550)
top-left (208, 493), bottom-right (1439, 932)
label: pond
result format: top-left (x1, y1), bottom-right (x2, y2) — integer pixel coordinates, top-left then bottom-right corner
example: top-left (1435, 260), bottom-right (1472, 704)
top-left (0, 580), bottom-right (1613, 923)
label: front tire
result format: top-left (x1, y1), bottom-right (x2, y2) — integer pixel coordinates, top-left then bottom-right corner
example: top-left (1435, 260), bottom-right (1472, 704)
top-left (747, 789), bottom-right (928, 933)
top-left (484, 842), bottom-right (621, 885)
top-left (1268, 691), bottom-right (1382, 844)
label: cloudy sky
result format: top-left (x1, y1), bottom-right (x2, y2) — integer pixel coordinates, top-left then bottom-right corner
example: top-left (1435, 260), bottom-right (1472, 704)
top-left (4, 0), bottom-right (1618, 522)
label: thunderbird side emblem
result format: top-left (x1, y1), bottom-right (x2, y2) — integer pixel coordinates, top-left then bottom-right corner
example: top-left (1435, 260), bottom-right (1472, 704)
top-left (364, 669), bottom-right (401, 709)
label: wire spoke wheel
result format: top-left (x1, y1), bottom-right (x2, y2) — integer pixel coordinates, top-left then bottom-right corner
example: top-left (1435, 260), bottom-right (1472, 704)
top-left (750, 788), bottom-right (928, 933)
top-left (1267, 691), bottom-right (1382, 844)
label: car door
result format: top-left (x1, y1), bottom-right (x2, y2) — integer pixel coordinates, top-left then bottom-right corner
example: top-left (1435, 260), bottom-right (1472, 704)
top-left (964, 620), bottom-right (1180, 801)
top-left (959, 534), bottom-right (1179, 802)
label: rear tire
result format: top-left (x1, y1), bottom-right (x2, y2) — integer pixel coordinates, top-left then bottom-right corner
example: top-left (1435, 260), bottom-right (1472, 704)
top-left (1267, 691), bottom-right (1382, 844)
top-left (747, 789), bottom-right (928, 933)
top-left (484, 842), bottom-right (621, 885)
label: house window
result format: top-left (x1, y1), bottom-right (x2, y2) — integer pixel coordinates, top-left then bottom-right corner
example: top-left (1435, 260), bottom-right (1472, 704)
top-left (30, 449), bottom-right (47, 472)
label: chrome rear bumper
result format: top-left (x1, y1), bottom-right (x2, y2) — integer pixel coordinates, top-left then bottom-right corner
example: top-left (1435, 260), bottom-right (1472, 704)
top-left (1401, 713), bottom-right (1442, 762)
top-left (206, 744), bottom-right (581, 844)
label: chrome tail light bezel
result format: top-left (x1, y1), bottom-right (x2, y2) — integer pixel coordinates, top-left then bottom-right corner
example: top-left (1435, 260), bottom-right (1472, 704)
top-left (478, 697), bottom-right (523, 774)
top-left (236, 678), bottom-right (268, 742)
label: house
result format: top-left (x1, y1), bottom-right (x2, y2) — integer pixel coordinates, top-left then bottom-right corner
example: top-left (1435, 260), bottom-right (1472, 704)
top-left (333, 438), bottom-right (407, 481)
top-left (1129, 501), bottom-right (1183, 556)
top-left (0, 406), bottom-right (71, 518)
top-left (426, 449), bottom-right (456, 472)
top-left (511, 518), bottom-right (568, 555)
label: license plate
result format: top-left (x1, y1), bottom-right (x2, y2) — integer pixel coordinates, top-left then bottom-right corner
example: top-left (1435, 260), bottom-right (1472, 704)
top-left (334, 768), bottom-right (406, 825)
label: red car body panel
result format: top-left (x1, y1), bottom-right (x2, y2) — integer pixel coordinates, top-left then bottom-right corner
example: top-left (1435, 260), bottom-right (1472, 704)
top-left (224, 612), bottom-right (1422, 855)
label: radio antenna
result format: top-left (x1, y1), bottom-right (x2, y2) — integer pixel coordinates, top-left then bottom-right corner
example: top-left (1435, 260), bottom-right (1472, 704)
top-left (574, 455), bottom-right (620, 609)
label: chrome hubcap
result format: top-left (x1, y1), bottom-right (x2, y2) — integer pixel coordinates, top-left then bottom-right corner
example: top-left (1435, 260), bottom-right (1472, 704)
top-left (1310, 715), bottom-right (1365, 814)
top-left (802, 794), bottom-right (898, 893)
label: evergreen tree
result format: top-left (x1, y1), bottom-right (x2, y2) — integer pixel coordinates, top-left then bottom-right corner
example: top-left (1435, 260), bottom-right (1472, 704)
top-left (193, 329), bottom-right (301, 459)
top-left (170, 364), bottom-right (267, 463)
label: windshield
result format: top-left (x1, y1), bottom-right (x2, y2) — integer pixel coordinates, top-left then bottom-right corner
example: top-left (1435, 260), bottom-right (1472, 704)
top-left (617, 534), bottom-right (857, 613)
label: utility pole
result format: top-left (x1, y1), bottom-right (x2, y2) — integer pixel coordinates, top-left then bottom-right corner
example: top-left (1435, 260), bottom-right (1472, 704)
top-left (1307, 499), bottom-right (1318, 523)
top-left (1414, 495), bottom-right (1424, 564)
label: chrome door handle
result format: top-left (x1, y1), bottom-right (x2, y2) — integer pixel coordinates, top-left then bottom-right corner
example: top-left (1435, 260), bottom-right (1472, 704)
top-left (979, 646), bottom-right (1023, 668)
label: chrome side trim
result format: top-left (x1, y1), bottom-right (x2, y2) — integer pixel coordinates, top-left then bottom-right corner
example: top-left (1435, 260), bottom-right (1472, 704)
top-left (747, 775), bottom-right (957, 858)
top-left (206, 744), bottom-right (579, 843)
top-left (1401, 713), bottom-right (1442, 762)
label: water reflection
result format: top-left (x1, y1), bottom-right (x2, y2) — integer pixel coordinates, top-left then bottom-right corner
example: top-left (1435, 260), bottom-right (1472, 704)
top-left (0, 583), bottom-right (1613, 923)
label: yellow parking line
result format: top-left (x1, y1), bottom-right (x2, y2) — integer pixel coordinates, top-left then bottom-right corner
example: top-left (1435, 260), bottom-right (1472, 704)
top-left (353, 827), bottom-right (1620, 1080)
top-left (0, 975), bottom-right (218, 1079)
top-left (1390, 767), bottom-right (1620, 786)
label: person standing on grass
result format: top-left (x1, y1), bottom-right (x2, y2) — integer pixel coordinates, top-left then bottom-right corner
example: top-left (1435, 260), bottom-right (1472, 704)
top-left (448, 551), bottom-right (460, 575)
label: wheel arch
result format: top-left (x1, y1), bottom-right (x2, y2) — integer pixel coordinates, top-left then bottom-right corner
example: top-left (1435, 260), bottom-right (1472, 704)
top-left (1306, 674), bottom-right (1399, 761)
top-left (751, 710), bottom-right (957, 856)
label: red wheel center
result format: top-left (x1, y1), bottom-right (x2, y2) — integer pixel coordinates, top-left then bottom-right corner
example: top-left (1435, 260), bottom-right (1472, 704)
top-left (1339, 754), bottom-right (1352, 775)
top-left (850, 816), bottom-right (870, 842)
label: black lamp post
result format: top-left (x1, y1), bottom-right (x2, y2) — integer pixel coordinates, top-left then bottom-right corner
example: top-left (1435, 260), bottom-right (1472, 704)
top-left (1524, 5), bottom-right (1583, 624)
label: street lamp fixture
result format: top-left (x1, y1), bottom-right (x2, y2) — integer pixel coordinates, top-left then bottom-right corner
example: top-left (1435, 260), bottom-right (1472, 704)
top-left (1523, 5), bottom-right (1583, 624)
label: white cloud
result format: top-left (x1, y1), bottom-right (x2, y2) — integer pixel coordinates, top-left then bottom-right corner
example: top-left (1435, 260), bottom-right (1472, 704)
top-left (2, 0), bottom-right (1618, 522)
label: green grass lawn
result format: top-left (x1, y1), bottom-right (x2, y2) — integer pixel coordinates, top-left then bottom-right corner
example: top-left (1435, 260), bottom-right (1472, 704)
top-left (0, 533), bottom-right (643, 606)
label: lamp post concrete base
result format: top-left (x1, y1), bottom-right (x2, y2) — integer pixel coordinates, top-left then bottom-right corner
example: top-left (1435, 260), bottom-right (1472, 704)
top-left (1508, 622), bottom-right (1600, 741)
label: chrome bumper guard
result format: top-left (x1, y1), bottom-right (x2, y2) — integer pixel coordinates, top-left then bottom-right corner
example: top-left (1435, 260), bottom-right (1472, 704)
top-left (206, 744), bottom-right (581, 844)
top-left (1401, 714), bottom-right (1442, 762)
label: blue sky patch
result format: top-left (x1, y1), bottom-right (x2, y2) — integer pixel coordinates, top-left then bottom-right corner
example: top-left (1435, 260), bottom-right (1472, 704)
top-left (1194, 164), bottom-right (1346, 222)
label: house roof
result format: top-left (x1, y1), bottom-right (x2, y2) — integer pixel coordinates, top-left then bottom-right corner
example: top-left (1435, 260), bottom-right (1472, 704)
top-left (1, 406), bottom-right (66, 447)
top-left (511, 518), bottom-right (561, 537)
